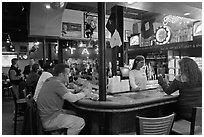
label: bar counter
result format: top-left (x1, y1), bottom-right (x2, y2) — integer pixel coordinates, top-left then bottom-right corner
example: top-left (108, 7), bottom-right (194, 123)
top-left (70, 88), bottom-right (179, 134)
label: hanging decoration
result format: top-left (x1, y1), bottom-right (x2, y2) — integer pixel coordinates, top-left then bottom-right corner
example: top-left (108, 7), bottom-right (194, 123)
top-left (29, 42), bottom-right (39, 54)
top-left (155, 26), bottom-right (171, 45)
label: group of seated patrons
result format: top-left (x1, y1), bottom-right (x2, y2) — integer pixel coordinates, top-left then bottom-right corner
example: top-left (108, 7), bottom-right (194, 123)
top-left (7, 55), bottom-right (202, 134)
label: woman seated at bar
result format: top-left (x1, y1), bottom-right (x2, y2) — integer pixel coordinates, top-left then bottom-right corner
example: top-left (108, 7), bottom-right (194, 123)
top-left (129, 55), bottom-right (147, 91)
top-left (158, 57), bottom-right (202, 120)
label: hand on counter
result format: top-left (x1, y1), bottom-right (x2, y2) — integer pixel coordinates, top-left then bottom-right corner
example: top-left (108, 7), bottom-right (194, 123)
top-left (158, 75), bottom-right (164, 86)
top-left (131, 87), bottom-right (140, 92)
top-left (158, 75), bottom-right (169, 87)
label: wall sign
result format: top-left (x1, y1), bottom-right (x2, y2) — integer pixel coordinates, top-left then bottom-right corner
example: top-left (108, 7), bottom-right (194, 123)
top-left (84, 12), bottom-right (98, 38)
top-left (61, 22), bottom-right (82, 38)
top-left (155, 26), bottom-right (171, 45)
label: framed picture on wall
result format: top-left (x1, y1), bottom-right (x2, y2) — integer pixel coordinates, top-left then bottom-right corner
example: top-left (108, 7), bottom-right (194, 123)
top-left (125, 30), bottom-right (132, 41)
top-left (84, 12), bottom-right (98, 39)
top-left (61, 22), bottom-right (82, 38)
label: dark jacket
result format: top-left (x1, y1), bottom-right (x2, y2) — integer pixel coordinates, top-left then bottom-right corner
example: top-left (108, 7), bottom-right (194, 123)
top-left (22, 97), bottom-right (45, 135)
top-left (8, 65), bottom-right (22, 85)
top-left (26, 72), bottom-right (40, 95)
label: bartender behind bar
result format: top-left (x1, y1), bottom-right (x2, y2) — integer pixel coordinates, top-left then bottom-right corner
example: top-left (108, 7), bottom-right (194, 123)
top-left (129, 55), bottom-right (147, 91)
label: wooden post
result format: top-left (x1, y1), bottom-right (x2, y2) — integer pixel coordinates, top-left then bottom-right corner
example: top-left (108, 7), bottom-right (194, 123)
top-left (111, 6), bottom-right (124, 75)
top-left (98, 2), bottom-right (106, 101)
top-left (43, 38), bottom-right (46, 64)
top-left (58, 39), bottom-right (63, 63)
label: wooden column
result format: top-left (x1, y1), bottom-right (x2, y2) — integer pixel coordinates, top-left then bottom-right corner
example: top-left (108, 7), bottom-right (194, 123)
top-left (43, 38), bottom-right (46, 64)
top-left (111, 6), bottom-right (124, 75)
top-left (58, 39), bottom-right (63, 63)
top-left (48, 43), bottom-right (52, 61)
top-left (98, 3), bottom-right (107, 135)
top-left (98, 2), bottom-right (106, 101)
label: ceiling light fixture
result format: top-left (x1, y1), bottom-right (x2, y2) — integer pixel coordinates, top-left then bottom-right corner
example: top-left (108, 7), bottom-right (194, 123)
top-left (45, 4), bottom-right (51, 9)
top-left (127, 1), bottom-right (135, 4)
top-left (184, 12), bottom-right (190, 16)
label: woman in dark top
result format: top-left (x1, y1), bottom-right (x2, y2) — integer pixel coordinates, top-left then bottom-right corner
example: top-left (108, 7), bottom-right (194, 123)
top-left (158, 57), bottom-right (202, 120)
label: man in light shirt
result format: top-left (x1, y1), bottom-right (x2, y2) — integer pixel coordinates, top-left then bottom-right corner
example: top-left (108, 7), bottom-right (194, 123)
top-left (33, 62), bottom-right (54, 101)
top-left (37, 64), bottom-right (90, 135)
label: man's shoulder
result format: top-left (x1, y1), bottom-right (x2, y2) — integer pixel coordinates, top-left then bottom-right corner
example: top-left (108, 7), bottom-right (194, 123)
top-left (42, 71), bottom-right (53, 76)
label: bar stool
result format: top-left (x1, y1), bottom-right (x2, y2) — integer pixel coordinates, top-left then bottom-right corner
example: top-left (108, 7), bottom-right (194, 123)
top-left (10, 86), bottom-right (27, 135)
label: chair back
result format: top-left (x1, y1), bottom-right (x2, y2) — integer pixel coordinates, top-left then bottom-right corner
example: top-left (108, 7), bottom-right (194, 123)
top-left (136, 113), bottom-right (175, 135)
top-left (190, 107), bottom-right (202, 135)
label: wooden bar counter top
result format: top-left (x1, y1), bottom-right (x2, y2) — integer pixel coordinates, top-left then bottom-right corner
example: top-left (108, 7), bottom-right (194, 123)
top-left (70, 88), bottom-right (179, 134)
top-left (72, 88), bottom-right (179, 112)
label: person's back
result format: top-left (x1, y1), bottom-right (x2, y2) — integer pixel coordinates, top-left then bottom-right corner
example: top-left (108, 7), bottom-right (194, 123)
top-left (37, 77), bottom-right (66, 123)
top-left (26, 64), bottom-right (40, 95)
top-left (164, 76), bottom-right (202, 120)
top-left (34, 61), bottom-right (55, 101)
top-left (33, 71), bottom-right (53, 101)
top-left (178, 86), bottom-right (202, 120)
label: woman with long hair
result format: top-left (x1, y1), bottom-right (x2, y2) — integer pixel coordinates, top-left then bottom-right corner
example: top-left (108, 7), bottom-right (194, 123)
top-left (129, 55), bottom-right (147, 91)
top-left (158, 57), bottom-right (202, 120)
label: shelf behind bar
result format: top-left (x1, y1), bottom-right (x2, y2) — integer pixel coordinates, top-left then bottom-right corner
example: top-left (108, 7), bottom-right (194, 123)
top-left (128, 39), bottom-right (202, 54)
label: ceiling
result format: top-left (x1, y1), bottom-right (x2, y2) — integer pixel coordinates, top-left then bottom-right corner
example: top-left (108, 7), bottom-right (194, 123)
top-left (66, 2), bottom-right (202, 20)
top-left (2, 2), bottom-right (202, 42)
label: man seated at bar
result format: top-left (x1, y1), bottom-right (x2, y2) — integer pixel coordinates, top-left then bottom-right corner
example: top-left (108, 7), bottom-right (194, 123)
top-left (26, 63), bottom-right (40, 96)
top-left (129, 55), bottom-right (147, 91)
top-left (37, 64), bottom-right (91, 135)
top-left (158, 57), bottom-right (202, 120)
top-left (33, 61), bottom-right (55, 101)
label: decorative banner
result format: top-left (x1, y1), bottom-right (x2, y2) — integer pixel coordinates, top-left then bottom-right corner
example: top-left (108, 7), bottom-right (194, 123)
top-left (106, 12), bottom-right (116, 35)
top-left (61, 22), bottom-right (82, 38)
top-left (106, 12), bottom-right (122, 48)
top-left (141, 19), bottom-right (155, 39)
top-left (110, 29), bottom-right (122, 48)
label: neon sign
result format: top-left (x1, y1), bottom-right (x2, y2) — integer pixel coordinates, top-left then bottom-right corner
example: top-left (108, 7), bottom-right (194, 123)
top-left (163, 15), bottom-right (183, 26)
